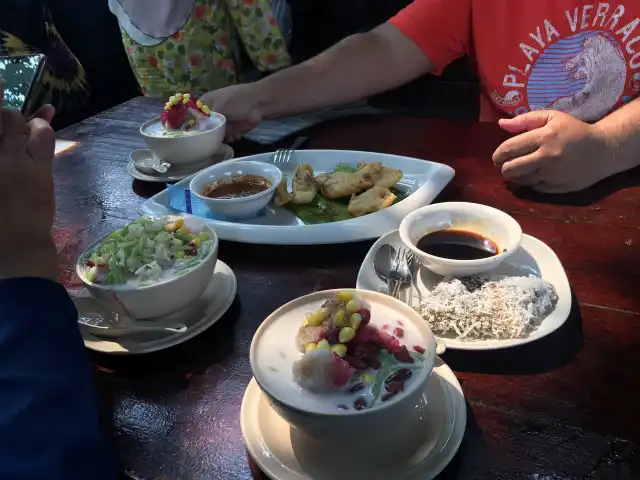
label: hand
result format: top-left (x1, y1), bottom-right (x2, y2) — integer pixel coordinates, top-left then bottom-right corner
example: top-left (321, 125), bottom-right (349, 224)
top-left (492, 110), bottom-right (611, 193)
top-left (0, 80), bottom-right (58, 280)
top-left (199, 84), bottom-right (263, 142)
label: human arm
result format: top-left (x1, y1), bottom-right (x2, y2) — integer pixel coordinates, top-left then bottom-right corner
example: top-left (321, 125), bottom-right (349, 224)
top-left (0, 278), bottom-right (115, 480)
top-left (492, 99), bottom-right (640, 193)
top-left (200, 22), bottom-right (434, 139)
top-left (0, 80), bottom-right (115, 478)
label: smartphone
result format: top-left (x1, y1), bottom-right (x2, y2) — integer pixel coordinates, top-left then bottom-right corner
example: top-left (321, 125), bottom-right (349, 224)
top-left (0, 54), bottom-right (46, 116)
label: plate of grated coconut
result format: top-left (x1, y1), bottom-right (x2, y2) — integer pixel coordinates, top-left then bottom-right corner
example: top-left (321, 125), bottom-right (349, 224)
top-left (356, 230), bottom-right (571, 350)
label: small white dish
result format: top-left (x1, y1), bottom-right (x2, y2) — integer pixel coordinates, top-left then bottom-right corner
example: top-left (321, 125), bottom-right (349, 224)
top-left (357, 229), bottom-right (572, 350)
top-left (75, 260), bottom-right (237, 354)
top-left (130, 150), bottom-right (171, 174)
top-left (399, 202), bottom-right (522, 277)
top-left (241, 357), bottom-right (466, 480)
top-left (127, 144), bottom-right (234, 183)
top-left (140, 113), bottom-right (226, 166)
top-left (76, 217), bottom-right (218, 319)
top-left (190, 160), bottom-right (283, 220)
top-left (250, 289), bottom-right (437, 442)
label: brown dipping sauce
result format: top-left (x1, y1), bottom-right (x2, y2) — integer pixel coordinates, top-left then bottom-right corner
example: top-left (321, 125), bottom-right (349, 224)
top-left (202, 174), bottom-right (271, 199)
top-left (416, 229), bottom-right (500, 260)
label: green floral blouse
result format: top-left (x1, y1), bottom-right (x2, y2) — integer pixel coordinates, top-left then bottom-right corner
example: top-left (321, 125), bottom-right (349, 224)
top-left (110, 0), bottom-right (291, 99)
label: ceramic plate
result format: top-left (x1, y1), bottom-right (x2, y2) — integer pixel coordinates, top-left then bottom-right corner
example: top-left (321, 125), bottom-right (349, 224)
top-left (127, 144), bottom-right (234, 183)
top-left (139, 150), bottom-right (455, 244)
top-left (241, 358), bottom-right (466, 480)
top-left (75, 260), bottom-right (236, 354)
top-left (356, 230), bottom-right (572, 350)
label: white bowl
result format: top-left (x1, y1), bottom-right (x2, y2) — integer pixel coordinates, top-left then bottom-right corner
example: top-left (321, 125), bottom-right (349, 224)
top-left (250, 289), bottom-right (437, 442)
top-left (189, 160), bottom-right (283, 219)
top-left (76, 218), bottom-right (219, 319)
top-left (399, 202), bottom-right (522, 277)
top-left (139, 114), bottom-right (226, 167)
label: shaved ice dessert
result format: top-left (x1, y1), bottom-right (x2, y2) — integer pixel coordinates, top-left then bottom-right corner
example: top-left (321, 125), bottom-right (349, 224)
top-left (290, 291), bottom-right (426, 412)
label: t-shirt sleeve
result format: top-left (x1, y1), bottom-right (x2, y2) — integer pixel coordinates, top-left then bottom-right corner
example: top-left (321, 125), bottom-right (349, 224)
top-left (388, 0), bottom-right (472, 75)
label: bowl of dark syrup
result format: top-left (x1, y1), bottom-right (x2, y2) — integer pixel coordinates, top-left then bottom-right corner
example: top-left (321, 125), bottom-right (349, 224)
top-left (399, 202), bottom-right (522, 277)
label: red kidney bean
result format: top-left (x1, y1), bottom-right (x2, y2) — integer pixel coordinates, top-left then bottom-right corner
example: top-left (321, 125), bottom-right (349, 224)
top-left (393, 327), bottom-right (404, 338)
top-left (354, 398), bottom-right (367, 410)
top-left (85, 259), bottom-right (95, 267)
top-left (358, 309), bottom-right (371, 324)
top-left (348, 382), bottom-right (365, 393)
top-left (393, 345), bottom-right (414, 363)
top-left (385, 368), bottom-right (412, 385)
top-left (413, 345), bottom-right (425, 354)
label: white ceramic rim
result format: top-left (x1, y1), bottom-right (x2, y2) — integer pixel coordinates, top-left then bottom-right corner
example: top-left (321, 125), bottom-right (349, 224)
top-left (75, 220), bottom-right (218, 292)
top-left (189, 160), bottom-right (283, 204)
top-left (249, 288), bottom-right (437, 418)
top-left (399, 201), bottom-right (523, 268)
top-left (240, 358), bottom-right (467, 480)
top-left (139, 113), bottom-right (226, 139)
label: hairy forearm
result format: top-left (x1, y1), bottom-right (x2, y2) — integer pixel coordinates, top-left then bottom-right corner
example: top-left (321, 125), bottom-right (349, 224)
top-left (253, 24), bottom-right (433, 119)
top-left (596, 98), bottom-right (640, 175)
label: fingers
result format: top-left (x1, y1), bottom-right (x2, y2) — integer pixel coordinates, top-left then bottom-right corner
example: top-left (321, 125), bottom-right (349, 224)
top-left (498, 110), bottom-right (557, 133)
top-left (500, 152), bottom-right (543, 181)
top-left (493, 129), bottom-right (545, 166)
top-left (25, 118), bottom-right (55, 164)
top-left (31, 104), bottom-right (55, 124)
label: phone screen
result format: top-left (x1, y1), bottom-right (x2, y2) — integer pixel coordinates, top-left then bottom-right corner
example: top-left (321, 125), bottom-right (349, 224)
top-left (0, 54), bottom-right (45, 113)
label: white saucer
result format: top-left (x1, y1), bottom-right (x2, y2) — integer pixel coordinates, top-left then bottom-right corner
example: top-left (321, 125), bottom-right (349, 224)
top-left (75, 260), bottom-right (237, 354)
top-left (241, 358), bottom-right (466, 480)
top-left (356, 230), bottom-right (572, 350)
top-left (127, 144), bottom-right (234, 183)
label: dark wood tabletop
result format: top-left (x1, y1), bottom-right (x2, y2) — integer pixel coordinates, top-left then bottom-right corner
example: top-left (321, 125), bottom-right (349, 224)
top-left (54, 97), bottom-right (640, 480)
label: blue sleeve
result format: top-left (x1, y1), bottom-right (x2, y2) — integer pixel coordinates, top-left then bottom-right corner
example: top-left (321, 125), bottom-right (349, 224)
top-left (0, 278), bottom-right (115, 480)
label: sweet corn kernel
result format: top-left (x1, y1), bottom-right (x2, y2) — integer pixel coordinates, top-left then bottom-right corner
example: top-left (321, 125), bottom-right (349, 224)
top-left (164, 223), bottom-right (176, 232)
top-left (346, 299), bottom-right (361, 314)
top-left (304, 311), bottom-right (323, 327)
top-left (303, 318), bottom-right (309, 326)
top-left (202, 105), bottom-right (211, 115)
top-left (169, 95), bottom-right (176, 103)
top-left (339, 326), bottom-right (356, 343)
top-left (305, 343), bottom-right (317, 353)
top-left (176, 251), bottom-right (185, 259)
top-left (175, 218), bottom-right (185, 228)
top-left (331, 344), bottom-right (347, 357)
top-left (178, 226), bottom-right (190, 235)
top-left (198, 232), bottom-right (209, 241)
top-left (338, 291), bottom-right (354, 302)
top-left (191, 237), bottom-right (201, 248)
top-left (333, 310), bottom-right (347, 328)
top-left (196, 100), bottom-right (204, 108)
top-left (176, 93), bottom-right (183, 100)
top-left (316, 339), bottom-right (330, 350)
top-left (349, 313), bottom-right (362, 330)
top-left (183, 93), bottom-right (191, 99)
top-left (361, 372), bottom-right (375, 384)
top-left (182, 98), bottom-right (189, 104)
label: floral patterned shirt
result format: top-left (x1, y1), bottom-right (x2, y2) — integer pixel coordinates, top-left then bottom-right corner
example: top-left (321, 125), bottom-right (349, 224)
top-left (109, 0), bottom-right (291, 98)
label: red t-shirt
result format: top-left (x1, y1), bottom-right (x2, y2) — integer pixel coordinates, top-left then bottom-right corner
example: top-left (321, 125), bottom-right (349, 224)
top-left (389, 0), bottom-right (640, 121)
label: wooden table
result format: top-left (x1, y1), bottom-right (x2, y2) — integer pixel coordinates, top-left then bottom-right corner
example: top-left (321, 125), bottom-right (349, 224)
top-left (54, 97), bottom-right (640, 480)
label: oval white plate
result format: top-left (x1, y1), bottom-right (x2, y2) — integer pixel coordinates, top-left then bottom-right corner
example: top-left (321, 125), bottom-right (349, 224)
top-left (127, 144), bottom-right (234, 183)
top-left (241, 357), bottom-right (466, 480)
top-left (356, 230), bottom-right (572, 350)
top-left (139, 150), bottom-right (455, 244)
top-left (75, 260), bottom-right (237, 354)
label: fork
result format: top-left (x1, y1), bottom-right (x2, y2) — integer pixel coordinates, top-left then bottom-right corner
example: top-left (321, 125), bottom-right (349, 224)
top-left (389, 247), bottom-right (414, 301)
top-left (272, 136), bottom-right (308, 166)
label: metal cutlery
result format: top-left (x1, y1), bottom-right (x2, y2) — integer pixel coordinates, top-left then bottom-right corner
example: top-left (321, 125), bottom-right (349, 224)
top-left (389, 246), bottom-right (414, 301)
top-left (272, 136), bottom-right (308, 166)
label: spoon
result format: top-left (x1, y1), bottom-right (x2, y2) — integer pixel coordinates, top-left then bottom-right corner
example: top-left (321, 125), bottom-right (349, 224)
top-left (79, 320), bottom-right (187, 338)
top-left (373, 244), bottom-right (398, 296)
